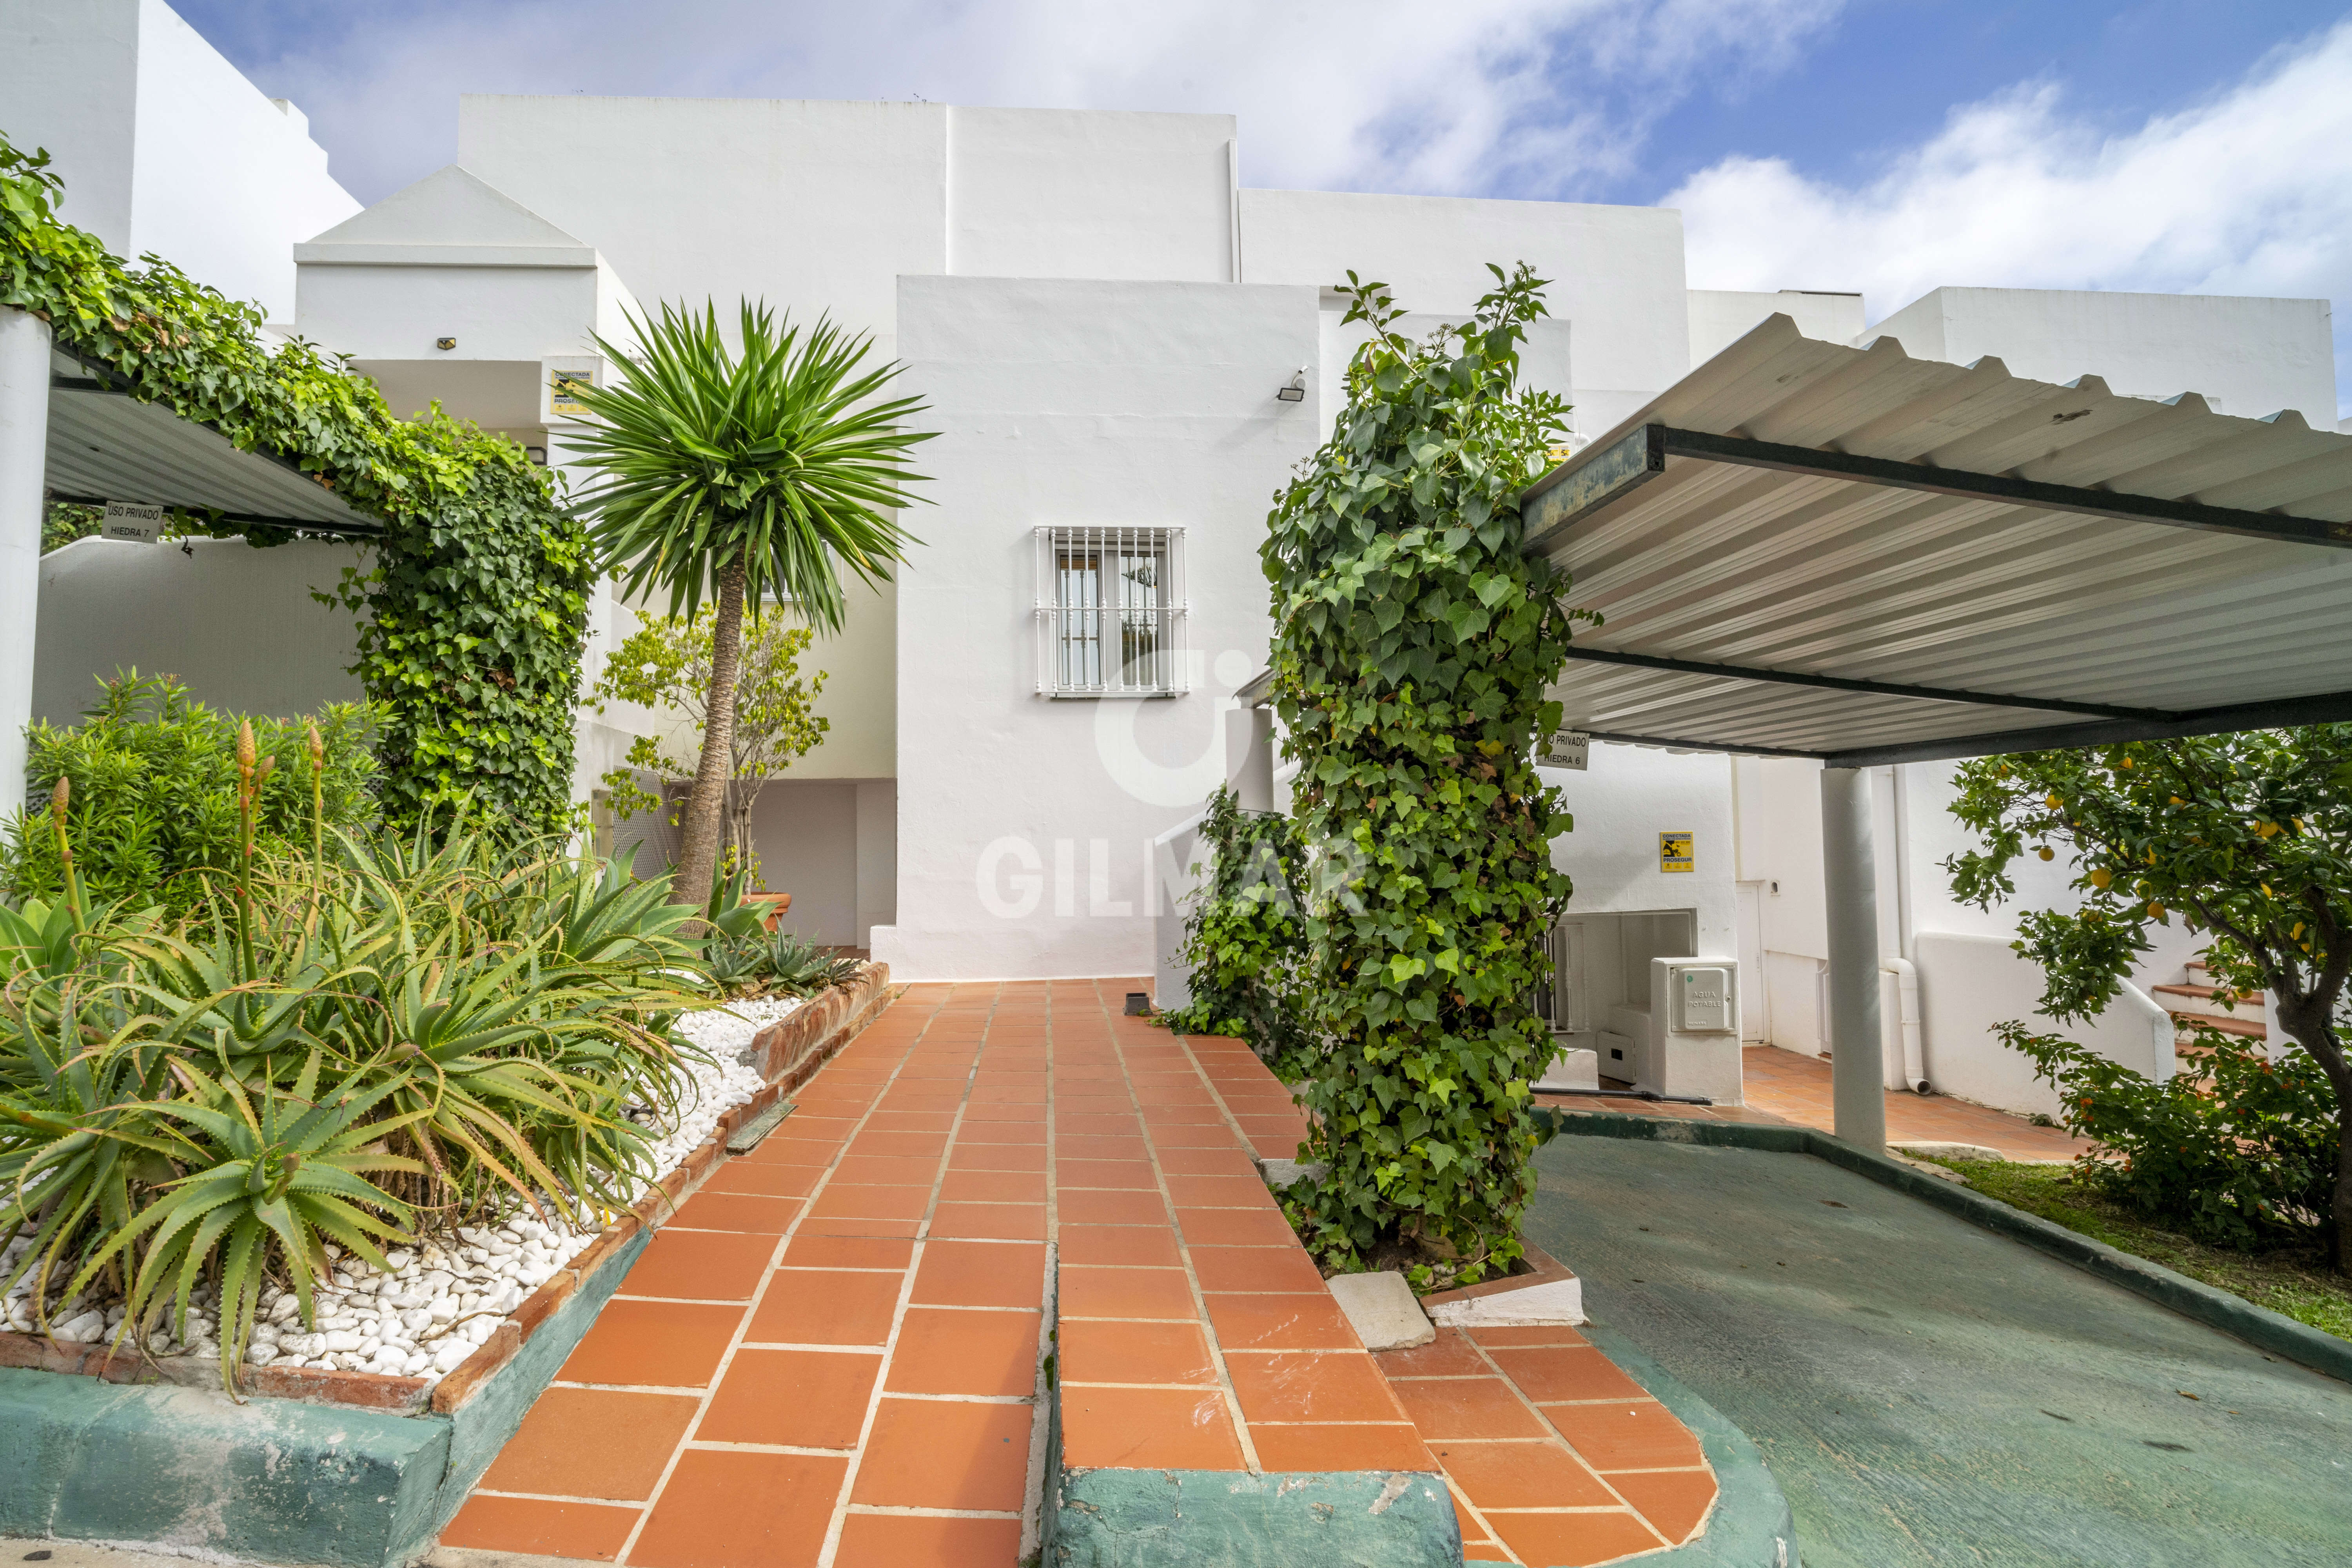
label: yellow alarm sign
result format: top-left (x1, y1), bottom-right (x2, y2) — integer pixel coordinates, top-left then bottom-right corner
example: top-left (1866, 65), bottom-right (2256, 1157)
top-left (1659, 831), bottom-right (1694, 873)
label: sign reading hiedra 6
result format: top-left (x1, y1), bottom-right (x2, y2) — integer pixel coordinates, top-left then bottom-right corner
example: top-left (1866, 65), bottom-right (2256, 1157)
top-left (1537, 730), bottom-right (1589, 770)
top-left (102, 501), bottom-right (165, 543)
top-left (1659, 830), bottom-right (1694, 873)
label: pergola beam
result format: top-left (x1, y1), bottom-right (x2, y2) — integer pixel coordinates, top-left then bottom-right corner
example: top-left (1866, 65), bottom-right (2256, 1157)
top-left (1523, 422), bottom-right (2352, 555)
top-left (1560, 645), bottom-right (2169, 723)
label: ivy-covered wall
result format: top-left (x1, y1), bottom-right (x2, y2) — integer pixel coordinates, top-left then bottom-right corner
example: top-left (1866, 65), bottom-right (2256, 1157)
top-left (0, 136), bottom-right (588, 833)
top-left (1264, 265), bottom-right (1582, 1286)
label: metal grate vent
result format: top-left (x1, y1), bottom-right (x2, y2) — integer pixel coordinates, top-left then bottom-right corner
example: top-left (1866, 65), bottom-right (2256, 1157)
top-left (1034, 525), bottom-right (1188, 697)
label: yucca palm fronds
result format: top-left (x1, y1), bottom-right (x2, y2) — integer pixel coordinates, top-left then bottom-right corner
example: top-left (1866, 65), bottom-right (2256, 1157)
top-left (559, 299), bottom-right (930, 910)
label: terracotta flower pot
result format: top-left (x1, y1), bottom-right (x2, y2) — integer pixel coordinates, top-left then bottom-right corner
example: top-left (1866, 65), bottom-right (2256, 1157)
top-left (742, 891), bottom-right (792, 932)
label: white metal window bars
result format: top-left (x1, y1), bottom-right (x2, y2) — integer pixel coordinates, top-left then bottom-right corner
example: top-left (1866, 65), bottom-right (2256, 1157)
top-left (1034, 526), bottom-right (1188, 696)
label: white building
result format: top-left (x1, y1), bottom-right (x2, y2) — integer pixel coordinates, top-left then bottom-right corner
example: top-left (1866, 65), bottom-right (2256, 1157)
top-left (8, 0), bottom-right (2344, 1121)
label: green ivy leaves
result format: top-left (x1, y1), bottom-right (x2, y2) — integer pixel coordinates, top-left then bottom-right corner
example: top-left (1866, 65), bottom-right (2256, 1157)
top-left (1263, 263), bottom-right (1586, 1287)
top-left (0, 132), bottom-right (586, 837)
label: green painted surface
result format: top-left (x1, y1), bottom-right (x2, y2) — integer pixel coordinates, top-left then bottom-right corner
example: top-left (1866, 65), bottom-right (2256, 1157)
top-left (1526, 1134), bottom-right (2352, 1568)
top-left (1050, 1468), bottom-right (1461, 1567)
top-left (0, 1367), bottom-right (448, 1568)
top-left (1576, 1325), bottom-right (1799, 1567)
top-left (0, 1217), bottom-right (652, 1568)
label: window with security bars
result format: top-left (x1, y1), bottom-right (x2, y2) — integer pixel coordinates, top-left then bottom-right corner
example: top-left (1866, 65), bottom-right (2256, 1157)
top-left (1034, 526), bottom-right (1187, 696)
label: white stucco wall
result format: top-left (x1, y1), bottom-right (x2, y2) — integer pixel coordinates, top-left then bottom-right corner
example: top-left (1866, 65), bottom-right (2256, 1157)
top-left (1686, 289), bottom-right (1866, 368)
top-left (34, 537), bottom-right (362, 723)
top-left (300, 263), bottom-right (604, 367)
top-left (1241, 190), bottom-right (1691, 439)
top-left (1914, 931), bottom-right (2175, 1120)
top-left (1867, 286), bottom-right (2337, 426)
top-left (458, 96), bottom-right (951, 353)
top-left (947, 108), bottom-right (1236, 283)
top-left (1542, 743), bottom-right (1739, 960)
top-left (875, 274), bottom-right (1319, 979)
top-left (0, 0), bottom-right (356, 320)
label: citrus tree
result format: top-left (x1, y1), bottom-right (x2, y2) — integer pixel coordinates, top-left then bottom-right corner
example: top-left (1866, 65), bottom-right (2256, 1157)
top-left (1264, 265), bottom-right (1584, 1286)
top-left (561, 301), bottom-right (929, 910)
top-left (588, 606), bottom-right (829, 882)
top-left (1946, 726), bottom-right (2351, 1268)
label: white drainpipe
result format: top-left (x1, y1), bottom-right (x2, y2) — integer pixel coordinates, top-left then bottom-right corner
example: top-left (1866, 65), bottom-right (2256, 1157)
top-left (1883, 956), bottom-right (1927, 1093)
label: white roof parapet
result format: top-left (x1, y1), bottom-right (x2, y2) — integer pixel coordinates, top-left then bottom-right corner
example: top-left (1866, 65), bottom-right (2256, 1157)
top-left (1519, 313), bottom-right (2352, 768)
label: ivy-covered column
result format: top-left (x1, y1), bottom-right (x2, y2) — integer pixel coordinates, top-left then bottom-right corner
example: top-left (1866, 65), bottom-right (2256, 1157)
top-left (1263, 265), bottom-right (1583, 1286)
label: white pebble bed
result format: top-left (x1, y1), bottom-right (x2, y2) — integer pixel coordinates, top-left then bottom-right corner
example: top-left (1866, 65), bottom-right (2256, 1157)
top-left (0, 995), bottom-right (805, 1384)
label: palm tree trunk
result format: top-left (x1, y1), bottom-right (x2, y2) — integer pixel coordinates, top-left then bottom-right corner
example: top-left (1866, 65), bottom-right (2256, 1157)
top-left (674, 559), bottom-right (747, 911)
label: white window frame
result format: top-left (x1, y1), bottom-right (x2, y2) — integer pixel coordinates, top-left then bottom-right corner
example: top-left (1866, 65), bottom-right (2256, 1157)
top-left (1034, 525), bottom-right (1189, 697)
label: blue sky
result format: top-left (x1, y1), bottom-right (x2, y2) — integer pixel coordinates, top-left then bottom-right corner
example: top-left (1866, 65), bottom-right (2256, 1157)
top-left (175, 0), bottom-right (2352, 414)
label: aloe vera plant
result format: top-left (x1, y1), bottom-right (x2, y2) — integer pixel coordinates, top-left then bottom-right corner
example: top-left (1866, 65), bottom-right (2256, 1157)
top-left (0, 734), bottom-right (714, 1390)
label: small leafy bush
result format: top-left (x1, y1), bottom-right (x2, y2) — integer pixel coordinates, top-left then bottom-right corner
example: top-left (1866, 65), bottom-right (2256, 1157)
top-left (2000, 1020), bottom-right (2339, 1251)
top-left (1163, 785), bottom-right (1318, 1082)
top-left (1, 671), bottom-right (379, 916)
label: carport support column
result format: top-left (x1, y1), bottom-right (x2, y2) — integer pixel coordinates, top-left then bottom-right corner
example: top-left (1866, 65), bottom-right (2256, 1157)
top-left (0, 307), bottom-right (50, 811)
top-left (1820, 766), bottom-right (1886, 1149)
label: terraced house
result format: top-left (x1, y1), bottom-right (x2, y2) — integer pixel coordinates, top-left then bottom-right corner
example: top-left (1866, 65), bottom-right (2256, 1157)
top-left (4, 4), bottom-right (2352, 1566)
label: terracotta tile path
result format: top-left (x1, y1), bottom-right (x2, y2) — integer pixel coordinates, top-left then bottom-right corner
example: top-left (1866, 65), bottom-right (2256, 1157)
top-left (1545, 1042), bottom-right (2091, 1162)
top-left (440, 980), bottom-right (1715, 1568)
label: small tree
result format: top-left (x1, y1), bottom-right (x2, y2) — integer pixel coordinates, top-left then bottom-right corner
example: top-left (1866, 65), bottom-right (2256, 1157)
top-left (1264, 265), bottom-right (1584, 1286)
top-left (1946, 726), bottom-right (2351, 1269)
top-left (589, 607), bottom-right (828, 883)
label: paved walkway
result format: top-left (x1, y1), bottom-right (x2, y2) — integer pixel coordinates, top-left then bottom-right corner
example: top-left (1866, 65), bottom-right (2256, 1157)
top-left (1544, 1044), bottom-right (2090, 1162)
top-left (439, 981), bottom-right (1718, 1568)
top-left (1525, 1134), bottom-right (2352, 1567)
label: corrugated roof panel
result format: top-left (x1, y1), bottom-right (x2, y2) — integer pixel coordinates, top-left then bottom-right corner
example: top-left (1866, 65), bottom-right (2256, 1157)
top-left (43, 379), bottom-right (379, 532)
top-left (1528, 314), bottom-right (2352, 764)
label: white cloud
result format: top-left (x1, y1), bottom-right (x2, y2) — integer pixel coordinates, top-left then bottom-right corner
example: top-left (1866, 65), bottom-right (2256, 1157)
top-left (239, 0), bottom-right (1844, 205)
top-left (1667, 18), bottom-right (2352, 412)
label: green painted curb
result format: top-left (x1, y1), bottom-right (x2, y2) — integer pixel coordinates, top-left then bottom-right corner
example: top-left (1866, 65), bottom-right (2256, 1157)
top-left (1049, 1468), bottom-right (1461, 1566)
top-left (1541, 1109), bottom-right (2352, 1388)
top-left (1576, 1324), bottom-right (1799, 1568)
top-left (0, 1366), bottom-right (450, 1567)
top-left (0, 1223), bottom-right (652, 1567)
top-left (426, 1225), bottom-right (653, 1541)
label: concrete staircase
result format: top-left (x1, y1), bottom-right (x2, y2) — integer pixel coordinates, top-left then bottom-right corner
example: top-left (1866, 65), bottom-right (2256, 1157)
top-left (2152, 960), bottom-right (2267, 1043)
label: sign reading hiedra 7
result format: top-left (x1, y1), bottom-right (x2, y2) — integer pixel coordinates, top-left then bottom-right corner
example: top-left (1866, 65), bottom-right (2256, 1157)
top-left (1659, 830), bottom-right (1694, 873)
top-left (102, 501), bottom-right (165, 543)
top-left (1537, 730), bottom-right (1589, 770)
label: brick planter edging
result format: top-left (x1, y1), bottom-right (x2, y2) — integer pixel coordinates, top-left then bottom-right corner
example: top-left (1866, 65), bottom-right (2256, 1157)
top-left (0, 967), bottom-right (898, 1568)
top-left (1542, 1107), bottom-right (2352, 1388)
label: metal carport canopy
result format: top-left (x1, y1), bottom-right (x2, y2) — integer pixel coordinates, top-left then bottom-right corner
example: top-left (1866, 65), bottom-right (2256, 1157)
top-left (42, 348), bottom-right (381, 534)
top-left (1519, 314), bottom-right (2352, 769)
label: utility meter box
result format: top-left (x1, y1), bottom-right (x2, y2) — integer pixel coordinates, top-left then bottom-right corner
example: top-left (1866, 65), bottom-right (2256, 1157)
top-left (1639, 958), bottom-right (1744, 1105)
top-left (1674, 965), bottom-right (1734, 1034)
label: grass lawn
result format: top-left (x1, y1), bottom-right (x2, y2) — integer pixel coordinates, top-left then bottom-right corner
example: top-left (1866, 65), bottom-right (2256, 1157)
top-left (1926, 1157), bottom-right (2352, 1343)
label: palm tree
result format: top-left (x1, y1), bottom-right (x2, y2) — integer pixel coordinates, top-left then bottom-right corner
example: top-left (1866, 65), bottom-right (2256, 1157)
top-left (563, 300), bottom-right (929, 910)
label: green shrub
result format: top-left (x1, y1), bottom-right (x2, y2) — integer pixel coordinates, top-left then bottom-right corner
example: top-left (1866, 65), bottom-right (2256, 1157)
top-left (1163, 784), bottom-right (1318, 1082)
top-left (0, 749), bottom-right (709, 1389)
top-left (1, 671), bottom-right (379, 916)
top-left (2001, 1020), bottom-right (2338, 1250)
top-left (1263, 265), bottom-right (1583, 1286)
top-left (2, 134), bottom-right (588, 837)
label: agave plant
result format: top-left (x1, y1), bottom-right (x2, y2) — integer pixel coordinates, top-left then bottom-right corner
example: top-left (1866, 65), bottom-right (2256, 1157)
top-left (763, 932), bottom-right (862, 998)
top-left (0, 745), bottom-right (720, 1391)
top-left (72, 1056), bottom-right (424, 1380)
top-left (0, 973), bottom-right (181, 1321)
